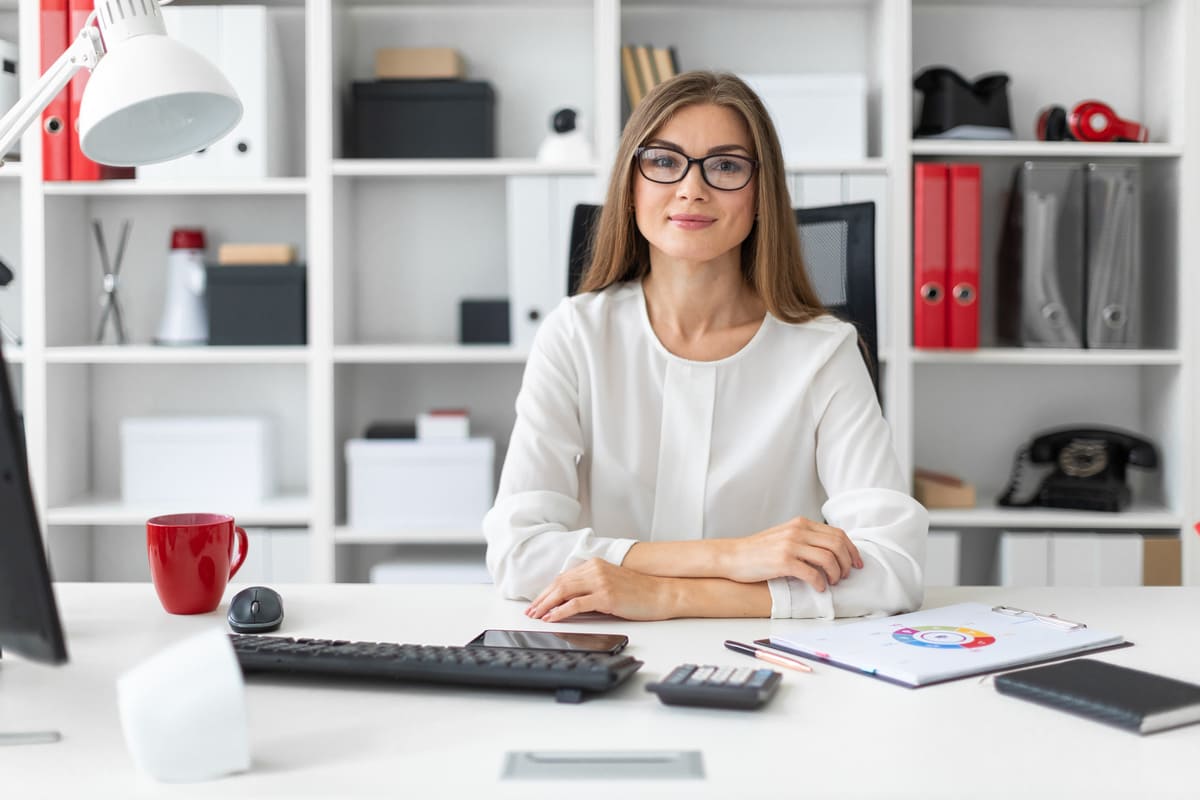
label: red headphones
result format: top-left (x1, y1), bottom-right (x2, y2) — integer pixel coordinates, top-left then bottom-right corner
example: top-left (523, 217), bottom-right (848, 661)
top-left (1036, 100), bottom-right (1149, 143)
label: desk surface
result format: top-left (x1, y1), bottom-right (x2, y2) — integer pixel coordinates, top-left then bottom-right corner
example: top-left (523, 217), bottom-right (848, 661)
top-left (2, 584), bottom-right (1198, 798)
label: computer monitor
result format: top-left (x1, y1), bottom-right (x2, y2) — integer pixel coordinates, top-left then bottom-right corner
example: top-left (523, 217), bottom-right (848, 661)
top-left (0, 342), bottom-right (68, 665)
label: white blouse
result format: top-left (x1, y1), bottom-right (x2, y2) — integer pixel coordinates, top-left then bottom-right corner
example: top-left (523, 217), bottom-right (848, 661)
top-left (483, 280), bottom-right (928, 619)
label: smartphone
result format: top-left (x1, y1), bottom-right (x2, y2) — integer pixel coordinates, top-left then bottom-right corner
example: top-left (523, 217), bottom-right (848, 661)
top-left (466, 629), bottom-right (628, 655)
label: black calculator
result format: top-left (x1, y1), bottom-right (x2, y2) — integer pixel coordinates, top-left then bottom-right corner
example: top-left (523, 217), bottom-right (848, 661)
top-left (645, 664), bottom-right (782, 710)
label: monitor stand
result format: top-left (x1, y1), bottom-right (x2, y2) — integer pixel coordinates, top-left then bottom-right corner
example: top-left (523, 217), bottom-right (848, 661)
top-left (0, 654), bottom-right (63, 746)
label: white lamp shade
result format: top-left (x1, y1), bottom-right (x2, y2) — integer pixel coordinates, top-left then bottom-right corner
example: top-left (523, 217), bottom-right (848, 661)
top-left (78, 34), bottom-right (242, 167)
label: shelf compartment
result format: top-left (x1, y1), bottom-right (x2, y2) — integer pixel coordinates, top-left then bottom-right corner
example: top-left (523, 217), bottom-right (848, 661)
top-left (908, 157), bottom-right (1178, 351)
top-left (910, 349), bottom-right (1182, 367)
top-left (333, 344), bottom-right (527, 364)
top-left (334, 5), bottom-right (594, 160)
top-left (913, 2), bottom-right (1183, 147)
top-left (46, 493), bottom-right (312, 527)
top-left (928, 502), bottom-right (1181, 531)
top-left (42, 178), bottom-right (310, 196)
top-left (333, 526), bottom-right (485, 545)
top-left (44, 193), bottom-right (307, 348)
top-left (913, 364), bottom-right (1184, 522)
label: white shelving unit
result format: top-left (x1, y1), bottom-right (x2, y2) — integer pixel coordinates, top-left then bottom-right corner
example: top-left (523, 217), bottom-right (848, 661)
top-left (3, 0), bottom-right (1195, 587)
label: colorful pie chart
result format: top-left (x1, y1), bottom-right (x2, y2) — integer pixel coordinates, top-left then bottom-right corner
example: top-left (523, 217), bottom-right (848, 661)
top-left (892, 625), bottom-right (996, 649)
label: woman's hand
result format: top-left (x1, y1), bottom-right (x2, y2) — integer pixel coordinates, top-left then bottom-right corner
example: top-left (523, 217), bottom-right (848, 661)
top-left (720, 517), bottom-right (864, 591)
top-left (524, 558), bottom-right (676, 622)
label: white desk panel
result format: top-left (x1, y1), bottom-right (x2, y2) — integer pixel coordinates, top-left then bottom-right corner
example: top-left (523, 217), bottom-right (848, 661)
top-left (1, 584), bottom-right (1197, 798)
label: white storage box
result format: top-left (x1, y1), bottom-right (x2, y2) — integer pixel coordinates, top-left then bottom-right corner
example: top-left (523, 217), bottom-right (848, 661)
top-left (741, 73), bottom-right (866, 162)
top-left (121, 417), bottom-right (274, 505)
top-left (233, 528), bottom-right (310, 584)
top-left (346, 438), bottom-right (494, 530)
top-left (369, 547), bottom-right (492, 584)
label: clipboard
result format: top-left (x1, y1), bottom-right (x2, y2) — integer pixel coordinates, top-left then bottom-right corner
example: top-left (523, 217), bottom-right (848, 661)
top-left (765, 602), bottom-right (1130, 688)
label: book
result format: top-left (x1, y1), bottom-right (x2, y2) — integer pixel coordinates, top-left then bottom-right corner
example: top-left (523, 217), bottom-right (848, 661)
top-left (619, 45), bottom-right (643, 109)
top-left (652, 47), bottom-right (675, 83)
top-left (768, 602), bottom-right (1125, 687)
top-left (634, 45), bottom-right (657, 94)
top-left (995, 659), bottom-right (1200, 734)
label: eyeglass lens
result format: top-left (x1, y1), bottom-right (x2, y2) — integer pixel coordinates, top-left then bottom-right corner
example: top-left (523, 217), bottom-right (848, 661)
top-left (636, 147), bottom-right (755, 190)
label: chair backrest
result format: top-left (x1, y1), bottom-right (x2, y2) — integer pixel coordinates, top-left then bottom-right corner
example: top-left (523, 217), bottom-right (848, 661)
top-left (566, 201), bottom-right (878, 390)
top-left (794, 201), bottom-right (878, 392)
top-left (567, 203), bottom-right (602, 297)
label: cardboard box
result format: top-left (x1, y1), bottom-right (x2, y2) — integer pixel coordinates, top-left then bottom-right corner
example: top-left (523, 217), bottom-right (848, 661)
top-left (913, 468), bottom-right (976, 509)
top-left (375, 47), bottom-right (464, 80)
top-left (346, 438), bottom-right (494, 530)
top-left (121, 417), bottom-right (274, 504)
top-left (217, 243), bottom-right (297, 265)
top-left (1143, 536), bottom-right (1182, 586)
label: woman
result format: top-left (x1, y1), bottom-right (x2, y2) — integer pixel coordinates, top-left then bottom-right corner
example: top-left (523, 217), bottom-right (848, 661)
top-left (484, 71), bottom-right (927, 622)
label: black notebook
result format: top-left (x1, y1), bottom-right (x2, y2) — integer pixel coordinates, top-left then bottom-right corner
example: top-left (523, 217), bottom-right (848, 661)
top-left (995, 659), bottom-right (1200, 734)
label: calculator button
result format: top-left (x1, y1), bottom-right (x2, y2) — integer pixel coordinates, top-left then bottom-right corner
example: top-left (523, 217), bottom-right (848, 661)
top-left (710, 666), bottom-right (735, 685)
top-left (730, 667), bottom-right (754, 685)
top-left (746, 669), bottom-right (774, 688)
top-left (664, 665), bottom-right (695, 684)
top-left (686, 666), bottom-right (717, 685)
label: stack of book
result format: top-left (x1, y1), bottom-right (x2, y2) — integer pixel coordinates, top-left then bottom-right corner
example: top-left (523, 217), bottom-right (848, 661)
top-left (620, 44), bottom-right (679, 109)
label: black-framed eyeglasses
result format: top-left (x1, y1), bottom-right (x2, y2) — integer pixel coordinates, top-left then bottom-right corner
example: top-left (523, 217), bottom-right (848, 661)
top-left (634, 146), bottom-right (758, 191)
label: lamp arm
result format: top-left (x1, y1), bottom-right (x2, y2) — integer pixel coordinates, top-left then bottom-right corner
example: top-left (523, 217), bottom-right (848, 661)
top-left (0, 22), bottom-right (105, 166)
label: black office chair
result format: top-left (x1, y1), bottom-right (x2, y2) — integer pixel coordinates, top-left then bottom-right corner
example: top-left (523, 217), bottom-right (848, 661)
top-left (567, 201), bottom-right (878, 391)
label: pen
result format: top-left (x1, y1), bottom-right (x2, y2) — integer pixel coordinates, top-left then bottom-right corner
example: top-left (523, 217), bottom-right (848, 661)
top-left (724, 640), bottom-right (813, 673)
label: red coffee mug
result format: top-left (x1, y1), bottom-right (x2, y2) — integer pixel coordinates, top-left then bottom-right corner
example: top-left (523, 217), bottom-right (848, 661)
top-left (147, 513), bottom-right (248, 615)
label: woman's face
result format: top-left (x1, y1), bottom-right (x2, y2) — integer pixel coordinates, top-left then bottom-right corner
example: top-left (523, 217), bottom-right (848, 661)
top-left (632, 103), bottom-right (758, 270)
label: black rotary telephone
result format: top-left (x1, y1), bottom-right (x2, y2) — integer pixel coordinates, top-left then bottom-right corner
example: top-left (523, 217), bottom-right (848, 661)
top-left (997, 426), bottom-right (1158, 512)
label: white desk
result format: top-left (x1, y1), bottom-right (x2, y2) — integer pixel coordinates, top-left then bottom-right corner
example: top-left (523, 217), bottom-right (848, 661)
top-left (1, 584), bottom-right (1198, 798)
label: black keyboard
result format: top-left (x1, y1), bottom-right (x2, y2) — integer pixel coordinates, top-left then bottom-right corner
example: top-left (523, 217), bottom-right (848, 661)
top-left (229, 634), bottom-right (644, 703)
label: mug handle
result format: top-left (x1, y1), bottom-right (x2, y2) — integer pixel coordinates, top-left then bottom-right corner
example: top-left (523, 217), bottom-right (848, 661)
top-left (228, 526), bottom-right (249, 580)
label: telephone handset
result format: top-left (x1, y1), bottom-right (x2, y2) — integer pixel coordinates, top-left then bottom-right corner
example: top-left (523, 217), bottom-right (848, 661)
top-left (997, 426), bottom-right (1158, 512)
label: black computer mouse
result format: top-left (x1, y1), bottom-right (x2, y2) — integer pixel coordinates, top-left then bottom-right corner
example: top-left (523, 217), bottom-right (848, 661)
top-left (228, 586), bottom-right (284, 634)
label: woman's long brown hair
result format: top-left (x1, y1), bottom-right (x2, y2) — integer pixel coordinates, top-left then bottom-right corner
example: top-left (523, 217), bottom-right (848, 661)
top-left (577, 71), bottom-right (826, 324)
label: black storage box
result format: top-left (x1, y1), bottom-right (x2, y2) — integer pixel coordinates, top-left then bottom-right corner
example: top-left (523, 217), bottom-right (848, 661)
top-left (350, 80), bottom-right (495, 158)
top-left (459, 298), bottom-right (510, 344)
top-left (205, 264), bottom-right (307, 345)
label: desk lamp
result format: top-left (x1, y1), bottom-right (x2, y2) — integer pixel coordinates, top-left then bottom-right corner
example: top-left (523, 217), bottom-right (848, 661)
top-left (0, 0), bottom-right (242, 166)
top-left (0, 0), bottom-right (241, 751)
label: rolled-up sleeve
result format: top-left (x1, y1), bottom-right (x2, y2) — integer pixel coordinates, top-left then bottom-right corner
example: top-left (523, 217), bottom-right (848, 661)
top-left (768, 327), bottom-right (928, 619)
top-left (483, 302), bottom-right (638, 600)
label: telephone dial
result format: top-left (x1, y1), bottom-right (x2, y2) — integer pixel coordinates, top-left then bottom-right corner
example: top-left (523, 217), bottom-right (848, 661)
top-left (997, 426), bottom-right (1158, 512)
